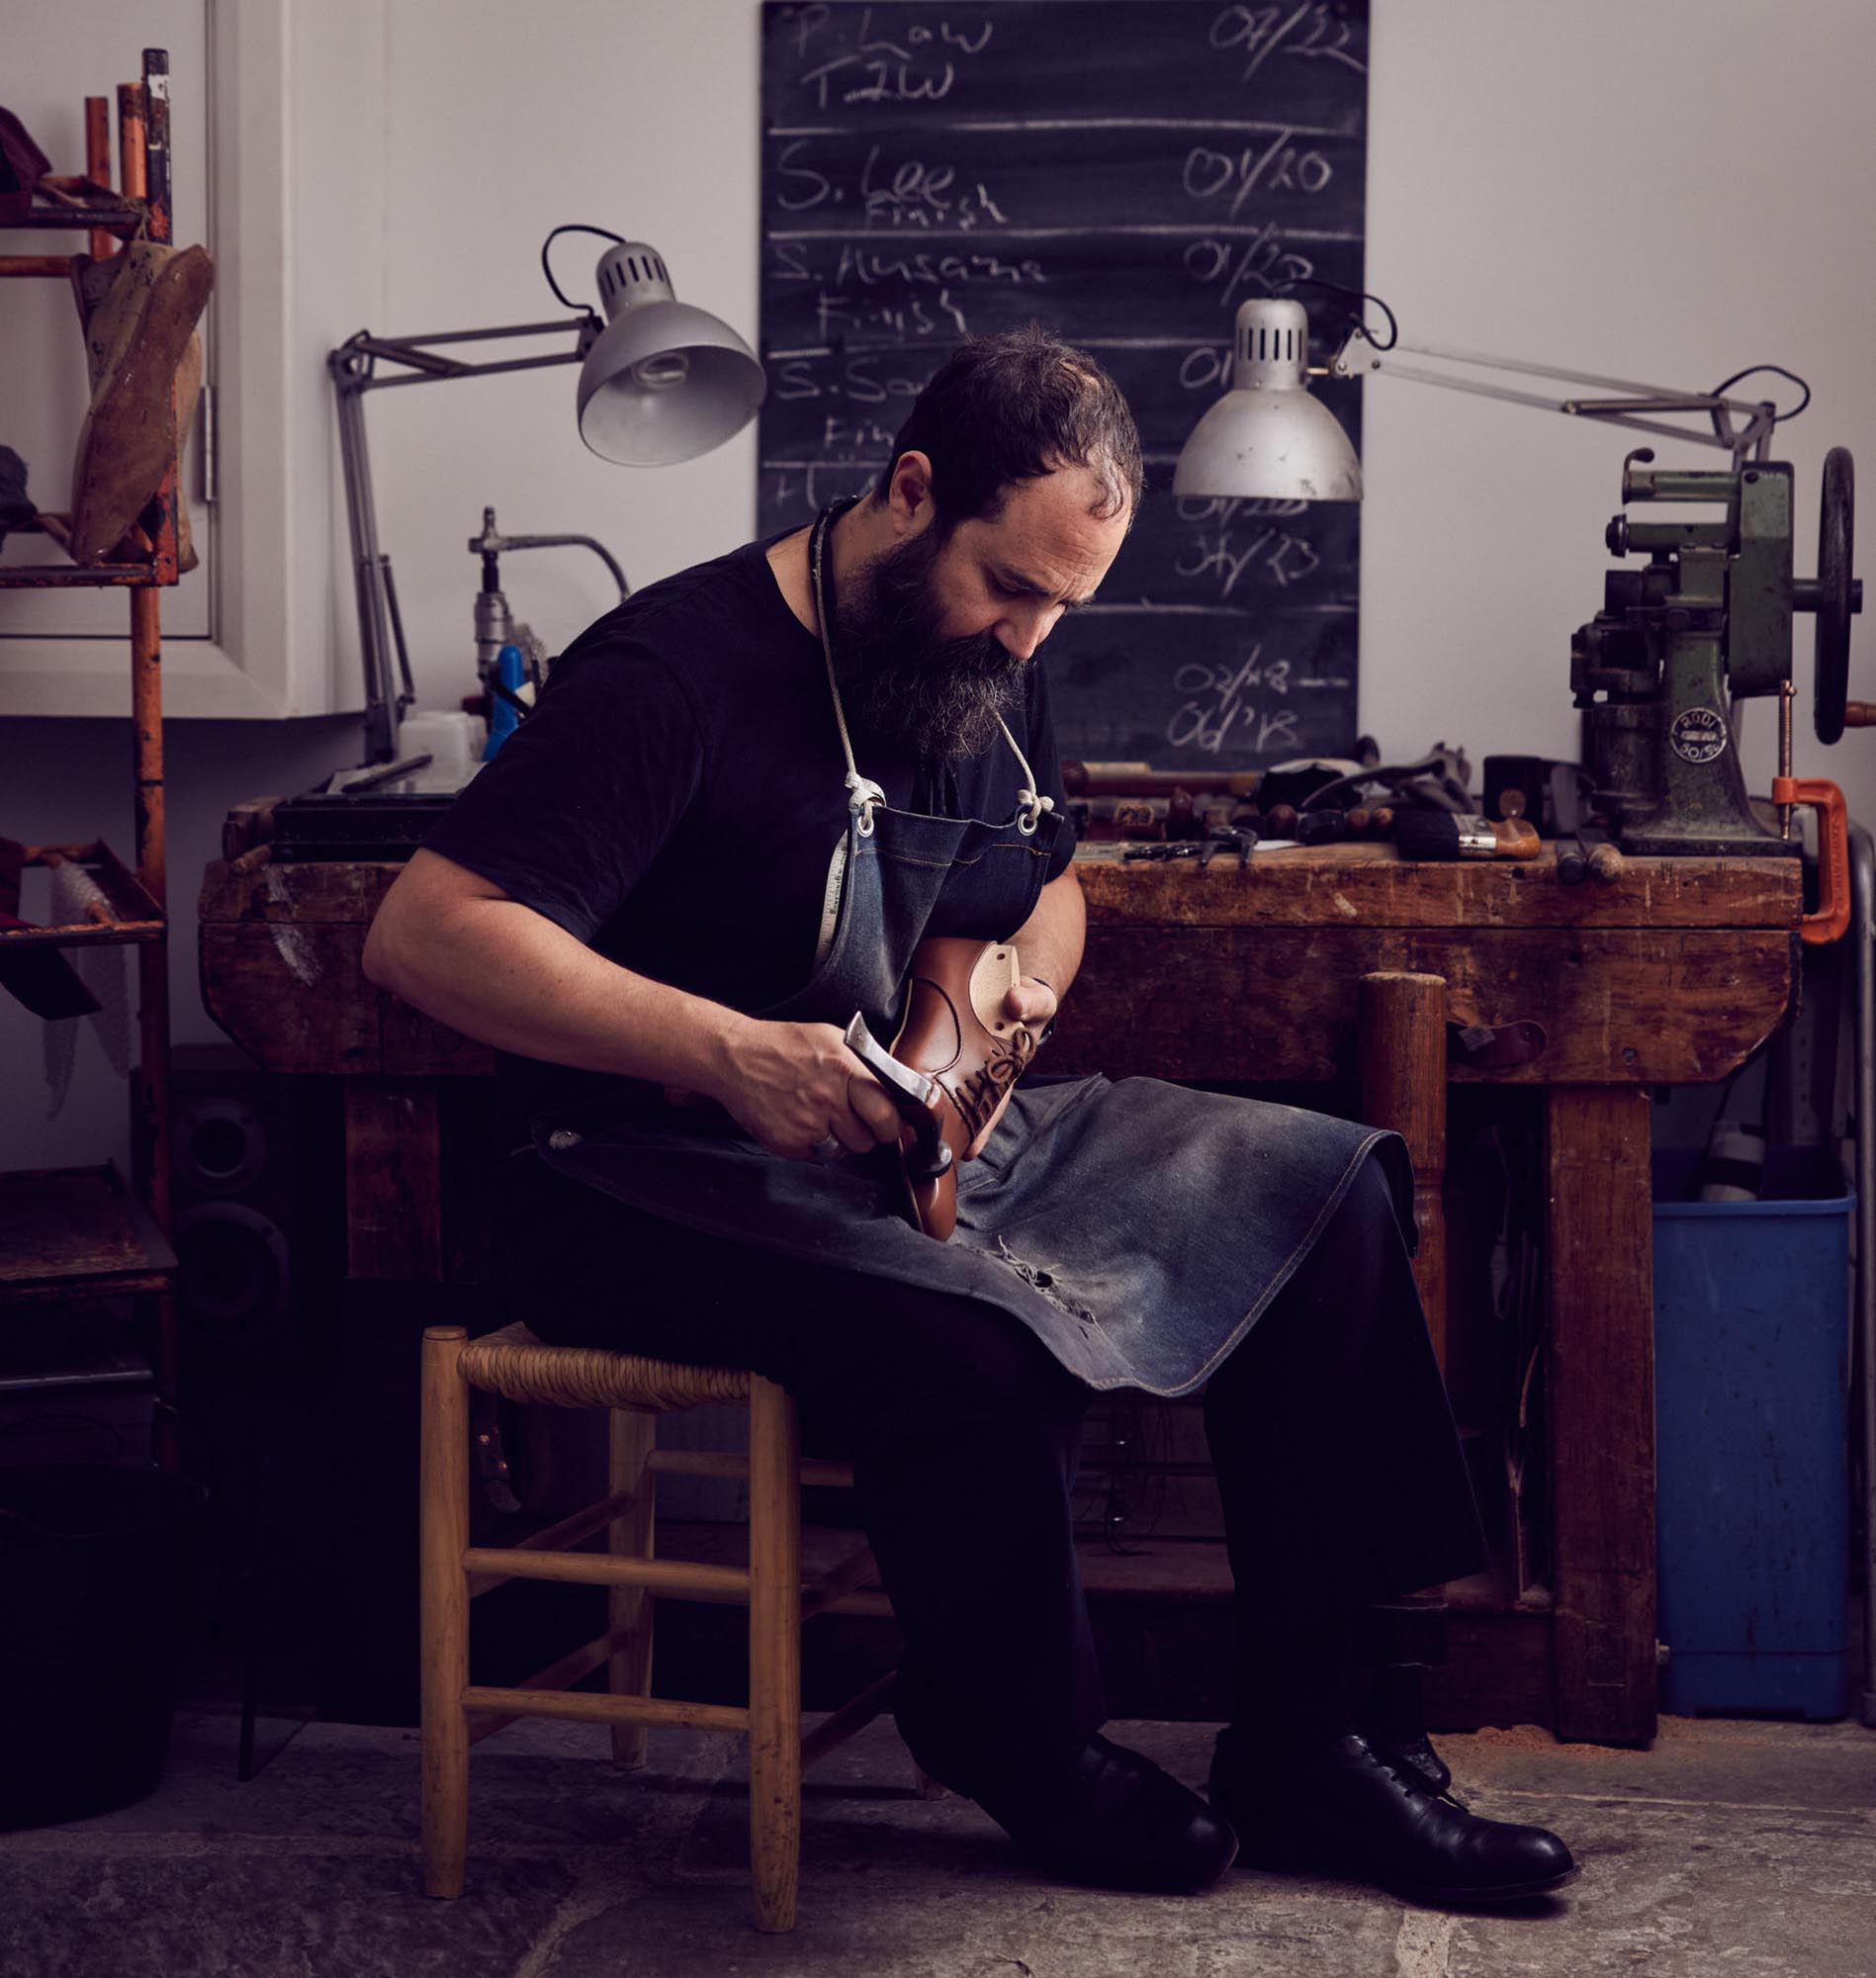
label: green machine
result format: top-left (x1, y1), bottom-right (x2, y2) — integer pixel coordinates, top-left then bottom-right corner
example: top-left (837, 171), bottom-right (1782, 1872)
top-left (1572, 447), bottom-right (1862, 856)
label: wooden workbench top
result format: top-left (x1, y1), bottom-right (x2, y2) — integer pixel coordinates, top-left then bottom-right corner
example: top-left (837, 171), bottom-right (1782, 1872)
top-left (1070, 839), bottom-right (1802, 930)
top-left (199, 836), bottom-right (1801, 1091)
top-left (199, 838), bottom-right (1803, 935)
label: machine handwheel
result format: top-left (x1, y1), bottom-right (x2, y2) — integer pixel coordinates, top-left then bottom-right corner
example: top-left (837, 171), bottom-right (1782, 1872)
top-left (1813, 446), bottom-right (1857, 745)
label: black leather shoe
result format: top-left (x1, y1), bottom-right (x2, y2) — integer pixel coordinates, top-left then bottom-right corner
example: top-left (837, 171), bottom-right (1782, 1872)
top-left (1357, 1663), bottom-right (1453, 1797)
top-left (1209, 1728), bottom-right (1577, 1903)
top-left (964, 1735), bottom-right (1239, 1893)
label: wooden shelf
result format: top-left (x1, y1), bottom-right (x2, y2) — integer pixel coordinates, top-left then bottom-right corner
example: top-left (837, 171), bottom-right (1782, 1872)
top-left (0, 561), bottom-right (173, 589)
top-left (7, 201), bottom-right (144, 235)
top-left (0, 1164), bottom-right (177, 1304)
top-left (4, 843), bottom-right (164, 948)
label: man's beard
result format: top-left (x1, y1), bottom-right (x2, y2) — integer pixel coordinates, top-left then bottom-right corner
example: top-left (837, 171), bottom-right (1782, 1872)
top-left (834, 520), bottom-right (1027, 764)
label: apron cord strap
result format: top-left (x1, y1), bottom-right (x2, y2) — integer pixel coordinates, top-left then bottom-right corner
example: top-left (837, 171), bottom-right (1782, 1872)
top-left (809, 501), bottom-right (884, 835)
top-left (997, 715), bottom-right (1054, 836)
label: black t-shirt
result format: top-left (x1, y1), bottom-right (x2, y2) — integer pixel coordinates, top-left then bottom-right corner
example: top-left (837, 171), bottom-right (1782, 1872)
top-left (421, 531), bottom-right (1075, 1125)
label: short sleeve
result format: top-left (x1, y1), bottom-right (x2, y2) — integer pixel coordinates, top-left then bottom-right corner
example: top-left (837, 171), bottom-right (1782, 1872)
top-left (420, 640), bottom-right (703, 944)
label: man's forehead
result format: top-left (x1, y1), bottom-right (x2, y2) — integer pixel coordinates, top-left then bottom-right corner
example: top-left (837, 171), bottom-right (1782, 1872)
top-left (963, 468), bottom-right (1128, 592)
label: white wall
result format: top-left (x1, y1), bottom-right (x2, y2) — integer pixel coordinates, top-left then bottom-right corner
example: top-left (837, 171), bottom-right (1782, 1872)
top-left (8, 0), bottom-right (1875, 1171)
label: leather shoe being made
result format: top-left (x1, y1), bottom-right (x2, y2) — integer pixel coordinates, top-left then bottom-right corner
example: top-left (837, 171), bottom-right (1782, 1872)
top-left (1209, 1728), bottom-right (1577, 1903)
top-left (964, 1735), bottom-right (1239, 1893)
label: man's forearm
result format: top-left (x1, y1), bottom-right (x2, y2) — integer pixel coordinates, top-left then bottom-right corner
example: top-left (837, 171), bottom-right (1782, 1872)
top-left (365, 887), bottom-right (749, 1100)
top-left (1010, 866), bottom-right (1085, 1001)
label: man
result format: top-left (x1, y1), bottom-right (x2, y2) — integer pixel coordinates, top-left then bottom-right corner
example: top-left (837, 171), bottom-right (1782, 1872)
top-left (365, 327), bottom-right (1576, 1903)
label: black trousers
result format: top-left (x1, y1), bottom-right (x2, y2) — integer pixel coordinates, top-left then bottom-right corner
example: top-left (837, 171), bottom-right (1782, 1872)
top-left (500, 1149), bottom-right (1486, 1787)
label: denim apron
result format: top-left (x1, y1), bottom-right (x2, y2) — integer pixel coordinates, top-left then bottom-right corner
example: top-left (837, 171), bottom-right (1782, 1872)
top-left (534, 504), bottom-right (1412, 1396)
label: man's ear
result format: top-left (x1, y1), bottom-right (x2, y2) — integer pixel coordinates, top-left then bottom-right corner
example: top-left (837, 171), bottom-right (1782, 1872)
top-left (886, 450), bottom-right (937, 536)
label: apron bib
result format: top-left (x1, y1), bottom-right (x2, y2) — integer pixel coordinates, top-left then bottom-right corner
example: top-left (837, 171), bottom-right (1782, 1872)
top-left (534, 503), bottom-right (1409, 1395)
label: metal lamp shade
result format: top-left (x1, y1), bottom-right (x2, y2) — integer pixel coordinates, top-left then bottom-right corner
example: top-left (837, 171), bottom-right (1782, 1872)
top-left (576, 241), bottom-right (765, 465)
top-left (1173, 298), bottom-right (1363, 501)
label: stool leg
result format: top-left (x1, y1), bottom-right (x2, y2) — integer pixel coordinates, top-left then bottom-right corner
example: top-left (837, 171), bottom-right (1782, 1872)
top-left (747, 1376), bottom-right (801, 1933)
top-left (419, 1325), bottom-right (471, 1898)
top-left (607, 1405), bottom-right (657, 1769)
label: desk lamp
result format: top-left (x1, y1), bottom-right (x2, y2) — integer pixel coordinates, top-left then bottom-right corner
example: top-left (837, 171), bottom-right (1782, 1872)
top-left (330, 225), bottom-right (765, 763)
top-left (1172, 290), bottom-right (1791, 501)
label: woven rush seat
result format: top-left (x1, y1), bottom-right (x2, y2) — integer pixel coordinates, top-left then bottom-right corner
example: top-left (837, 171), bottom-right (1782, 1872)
top-left (420, 1320), bottom-right (897, 1933)
top-left (459, 1320), bottom-right (754, 1412)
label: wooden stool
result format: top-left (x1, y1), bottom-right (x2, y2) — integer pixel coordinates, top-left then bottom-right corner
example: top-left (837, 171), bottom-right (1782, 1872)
top-left (419, 1321), bottom-right (894, 1933)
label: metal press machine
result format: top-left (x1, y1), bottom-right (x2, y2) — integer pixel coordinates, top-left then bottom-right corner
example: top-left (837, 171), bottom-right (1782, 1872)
top-left (1571, 445), bottom-right (1863, 936)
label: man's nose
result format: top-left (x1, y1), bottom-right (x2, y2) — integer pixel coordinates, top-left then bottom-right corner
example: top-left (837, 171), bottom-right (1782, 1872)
top-left (996, 604), bottom-right (1059, 662)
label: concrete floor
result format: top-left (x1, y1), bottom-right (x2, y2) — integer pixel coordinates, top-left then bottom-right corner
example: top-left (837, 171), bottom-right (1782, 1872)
top-left (0, 1710), bottom-right (1871, 1978)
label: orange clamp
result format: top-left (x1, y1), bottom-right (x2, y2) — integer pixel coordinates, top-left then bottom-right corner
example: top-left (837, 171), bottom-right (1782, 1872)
top-left (1770, 776), bottom-right (1850, 944)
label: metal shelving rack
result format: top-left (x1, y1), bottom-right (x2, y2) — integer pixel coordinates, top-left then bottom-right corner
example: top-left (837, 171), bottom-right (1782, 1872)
top-left (0, 49), bottom-right (184, 1457)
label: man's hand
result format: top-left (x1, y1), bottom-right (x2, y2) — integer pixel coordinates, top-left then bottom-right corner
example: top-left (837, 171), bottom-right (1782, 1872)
top-left (1003, 974), bottom-right (1059, 1034)
top-left (709, 1018), bottom-right (904, 1161)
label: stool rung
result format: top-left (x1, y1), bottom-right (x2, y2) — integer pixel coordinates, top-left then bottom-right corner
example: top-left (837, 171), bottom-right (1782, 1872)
top-left (800, 1543), bottom-right (879, 1619)
top-left (648, 1450), bottom-right (857, 1488)
top-left (800, 1669), bottom-right (896, 1772)
top-left (467, 1626), bottom-right (635, 1747)
top-left (463, 1545), bottom-right (754, 1604)
top-left (464, 1683), bottom-right (749, 1736)
top-left (498, 1486), bottom-right (637, 1571)
top-left (467, 1486), bottom-right (642, 1598)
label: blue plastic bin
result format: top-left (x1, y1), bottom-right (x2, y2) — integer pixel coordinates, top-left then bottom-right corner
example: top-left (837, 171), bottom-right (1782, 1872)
top-left (1652, 1148), bottom-right (1852, 1720)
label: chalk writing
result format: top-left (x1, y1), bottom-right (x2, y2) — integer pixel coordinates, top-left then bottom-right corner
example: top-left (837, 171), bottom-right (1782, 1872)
top-left (857, 145), bottom-right (1010, 229)
top-left (773, 350), bottom-right (942, 406)
top-left (1183, 134), bottom-right (1333, 218)
top-left (1184, 228), bottom-right (1314, 311)
top-left (1175, 524), bottom-right (1321, 597)
top-left (791, 5), bottom-right (995, 110)
top-left (832, 242), bottom-right (1044, 289)
top-left (815, 285), bottom-right (974, 342)
top-left (774, 137), bottom-right (1012, 230)
top-left (1208, 4), bottom-right (1367, 84)
top-left (1166, 646), bottom-right (1301, 753)
top-left (1176, 494), bottom-right (1312, 524)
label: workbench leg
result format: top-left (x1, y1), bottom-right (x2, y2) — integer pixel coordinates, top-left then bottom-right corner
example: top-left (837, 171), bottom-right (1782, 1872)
top-left (344, 1079), bottom-right (444, 1280)
top-left (1547, 1085), bottom-right (1657, 1746)
top-left (1359, 971), bottom-right (1448, 1368)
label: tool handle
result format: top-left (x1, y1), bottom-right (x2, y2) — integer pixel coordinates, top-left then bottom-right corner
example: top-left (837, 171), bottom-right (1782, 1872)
top-left (843, 1015), bottom-right (953, 1179)
top-left (1586, 841), bottom-right (1624, 884)
top-left (1770, 775), bottom-right (1851, 944)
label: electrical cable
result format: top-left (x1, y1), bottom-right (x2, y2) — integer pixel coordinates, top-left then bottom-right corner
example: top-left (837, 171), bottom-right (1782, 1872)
top-left (1285, 275), bottom-right (1398, 350)
top-left (1709, 362), bottom-right (1811, 429)
top-left (539, 224), bottom-right (623, 315)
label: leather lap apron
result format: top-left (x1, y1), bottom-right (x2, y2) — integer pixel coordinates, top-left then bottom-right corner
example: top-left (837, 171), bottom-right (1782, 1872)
top-left (534, 505), bottom-right (1413, 1396)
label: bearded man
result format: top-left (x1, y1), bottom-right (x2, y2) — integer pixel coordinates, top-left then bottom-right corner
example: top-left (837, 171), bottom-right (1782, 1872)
top-left (364, 327), bottom-right (1576, 1903)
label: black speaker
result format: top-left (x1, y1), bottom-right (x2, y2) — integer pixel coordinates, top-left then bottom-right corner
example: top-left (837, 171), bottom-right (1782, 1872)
top-left (169, 1046), bottom-right (343, 1693)
top-left (172, 1048), bottom-right (330, 1370)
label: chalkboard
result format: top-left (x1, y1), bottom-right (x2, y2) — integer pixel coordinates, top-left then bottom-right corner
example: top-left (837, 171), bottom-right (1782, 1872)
top-left (759, 0), bottom-right (1368, 769)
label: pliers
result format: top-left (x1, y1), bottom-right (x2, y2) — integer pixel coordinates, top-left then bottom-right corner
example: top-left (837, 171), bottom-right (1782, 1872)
top-left (1200, 826), bottom-right (1259, 868)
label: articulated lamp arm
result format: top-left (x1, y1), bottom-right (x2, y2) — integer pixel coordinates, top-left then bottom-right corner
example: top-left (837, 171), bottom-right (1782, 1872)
top-left (1327, 332), bottom-right (1785, 470)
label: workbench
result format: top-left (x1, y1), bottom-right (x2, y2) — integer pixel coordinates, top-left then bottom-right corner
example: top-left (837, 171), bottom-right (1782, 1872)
top-left (198, 824), bottom-right (1801, 1745)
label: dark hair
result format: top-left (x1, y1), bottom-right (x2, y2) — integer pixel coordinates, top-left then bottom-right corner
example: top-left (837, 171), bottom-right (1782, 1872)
top-left (875, 324), bottom-right (1143, 528)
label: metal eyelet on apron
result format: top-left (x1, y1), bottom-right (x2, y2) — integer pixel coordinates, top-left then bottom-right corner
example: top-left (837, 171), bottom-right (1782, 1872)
top-left (848, 770), bottom-right (886, 838)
